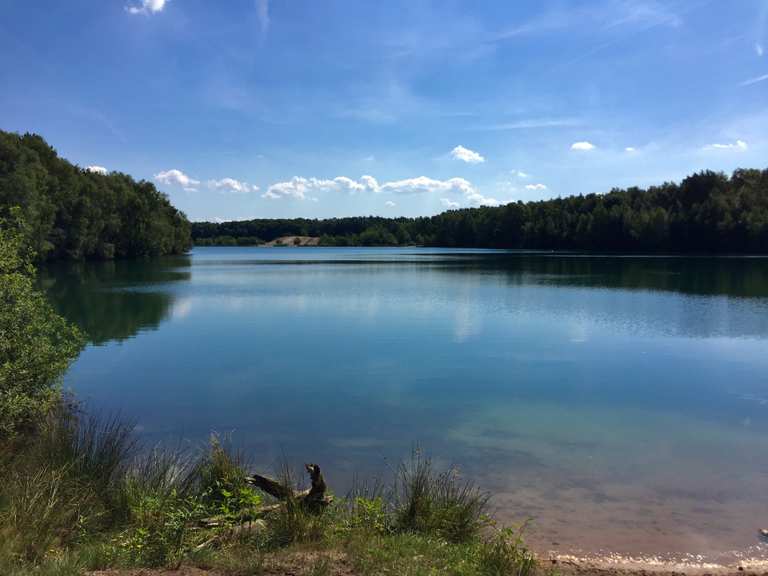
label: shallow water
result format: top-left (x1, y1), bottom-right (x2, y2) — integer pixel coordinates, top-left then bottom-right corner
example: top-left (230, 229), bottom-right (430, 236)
top-left (41, 247), bottom-right (768, 563)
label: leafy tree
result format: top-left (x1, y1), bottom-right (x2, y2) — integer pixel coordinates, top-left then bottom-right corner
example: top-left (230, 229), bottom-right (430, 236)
top-left (0, 130), bottom-right (192, 261)
top-left (0, 212), bottom-right (83, 436)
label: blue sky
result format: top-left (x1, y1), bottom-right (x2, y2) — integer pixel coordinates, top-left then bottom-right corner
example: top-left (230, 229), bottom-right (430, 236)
top-left (1, 0), bottom-right (767, 222)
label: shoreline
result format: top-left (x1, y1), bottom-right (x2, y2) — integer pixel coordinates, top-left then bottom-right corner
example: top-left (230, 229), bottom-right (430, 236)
top-left (547, 550), bottom-right (768, 575)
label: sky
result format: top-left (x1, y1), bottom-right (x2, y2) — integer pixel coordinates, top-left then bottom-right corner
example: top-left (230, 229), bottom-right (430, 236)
top-left (1, 0), bottom-right (767, 222)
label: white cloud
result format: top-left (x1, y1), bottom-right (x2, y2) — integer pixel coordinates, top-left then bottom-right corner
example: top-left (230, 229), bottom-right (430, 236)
top-left (571, 141), bottom-right (596, 151)
top-left (624, 147), bottom-right (637, 153)
top-left (262, 174), bottom-right (498, 206)
top-left (525, 183), bottom-right (547, 191)
top-left (262, 176), bottom-right (377, 200)
top-left (757, 43), bottom-right (764, 57)
top-left (513, 170), bottom-right (529, 178)
top-left (86, 165), bottom-right (108, 174)
top-left (740, 73), bottom-right (768, 87)
top-left (379, 176), bottom-right (475, 196)
top-left (263, 177), bottom-right (324, 200)
top-left (450, 145), bottom-right (485, 164)
top-left (465, 191), bottom-right (500, 207)
top-left (256, 0), bottom-right (270, 33)
top-left (384, 200), bottom-right (396, 208)
top-left (208, 178), bottom-right (258, 194)
top-left (126, 0), bottom-right (167, 15)
top-left (441, 198), bottom-right (461, 209)
top-left (155, 169), bottom-right (200, 191)
top-left (703, 140), bottom-right (748, 151)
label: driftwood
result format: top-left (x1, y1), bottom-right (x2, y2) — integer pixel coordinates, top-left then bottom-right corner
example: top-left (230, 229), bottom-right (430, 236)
top-left (245, 463), bottom-right (332, 510)
top-left (196, 463), bottom-right (332, 544)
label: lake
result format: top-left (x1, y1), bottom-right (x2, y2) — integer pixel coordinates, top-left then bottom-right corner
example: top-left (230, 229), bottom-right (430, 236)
top-left (41, 247), bottom-right (768, 564)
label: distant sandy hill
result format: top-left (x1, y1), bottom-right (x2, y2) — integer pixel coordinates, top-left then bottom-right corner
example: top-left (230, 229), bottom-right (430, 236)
top-left (263, 236), bottom-right (320, 247)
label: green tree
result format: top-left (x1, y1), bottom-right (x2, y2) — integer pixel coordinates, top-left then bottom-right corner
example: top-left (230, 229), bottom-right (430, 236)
top-left (0, 213), bottom-right (83, 437)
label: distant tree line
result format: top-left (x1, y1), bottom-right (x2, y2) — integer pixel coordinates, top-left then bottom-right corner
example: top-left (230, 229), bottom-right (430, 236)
top-left (193, 169), bottom-right (768, 252)
top-left (0, 130), bottom-right (192, 260)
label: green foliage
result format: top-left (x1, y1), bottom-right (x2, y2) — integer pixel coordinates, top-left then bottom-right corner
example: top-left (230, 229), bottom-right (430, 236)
top-left (393, 451), bottom-right (490, 543)
top-left (193, 168), bottom-right (768, 253)
top-left (345, 496), bottom-right (389, 535)
top-left (0, 404), bottom-right (536, 574)
top-left (186, 435), bottom-right (262, 522)
top-left (113, 490), bottom-right (203, 567)
top-left (0, 216), bottom-right (83, 437)
top-left (477, 526), bottom-right (536, 576)
top-left (0, 130), bottom-right (191, 261)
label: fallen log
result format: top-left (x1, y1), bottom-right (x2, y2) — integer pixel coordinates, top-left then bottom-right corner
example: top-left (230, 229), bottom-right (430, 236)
top-left (197, 463), bottom-right (332, 540)
top-left (245, 463), bottom-right (332, 510)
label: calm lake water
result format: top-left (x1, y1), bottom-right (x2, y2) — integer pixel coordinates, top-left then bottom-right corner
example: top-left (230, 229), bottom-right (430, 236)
top-left (41, 247), bottom-right (768, 563)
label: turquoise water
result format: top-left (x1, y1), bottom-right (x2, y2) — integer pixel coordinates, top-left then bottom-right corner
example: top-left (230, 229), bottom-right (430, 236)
top-left (42, 247), bottom-right (768, 562)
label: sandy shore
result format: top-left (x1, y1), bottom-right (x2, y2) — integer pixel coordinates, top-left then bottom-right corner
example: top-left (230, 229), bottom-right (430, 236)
top-left (262, 236), bottom-right (320, 247)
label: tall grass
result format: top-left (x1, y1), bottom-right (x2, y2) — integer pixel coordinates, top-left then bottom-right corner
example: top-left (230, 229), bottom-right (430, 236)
top-left (0, 404), bottom-right (137, 559)
top-left (392, 449), bottom-right (490, 543)
top-left (0, 408), bottom-right (536, 575)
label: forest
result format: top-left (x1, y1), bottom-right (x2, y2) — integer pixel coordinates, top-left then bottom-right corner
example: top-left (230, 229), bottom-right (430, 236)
top-left (0, 130), bottom-right (191, 260)
top-left (193, 168), bottom-right (768, 253)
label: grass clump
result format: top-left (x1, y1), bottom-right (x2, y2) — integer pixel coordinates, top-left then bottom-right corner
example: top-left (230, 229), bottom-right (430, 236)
top-left (393, 449), bottom-right (490, 543)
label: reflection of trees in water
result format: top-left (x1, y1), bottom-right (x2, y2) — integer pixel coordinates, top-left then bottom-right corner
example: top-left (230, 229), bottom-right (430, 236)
top-left (38, 256), bottom-right (191, 345)
top-left (424, 254), bottom-right (768, 299)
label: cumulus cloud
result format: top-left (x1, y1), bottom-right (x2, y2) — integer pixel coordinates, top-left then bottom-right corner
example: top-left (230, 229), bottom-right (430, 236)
top-left (86, 165), bottom-right (108, 174)
top-left (450, 145), bottom-right (485, 164)
top-left (624, 147), bottom-right (637, 153)
top-left (464, 190), bottom-right (500, 207)
top-left (378, 176), bottom-right (470, 196)
top-left (571, 141), bottom-right (596, 151)
top-left (440, 198), bottom-right (461, 209)
top-left (703, 140), bottom-right (748, 151)
top-left (207, 178), bottom-right (258, 194)
top-left (384, 200), bottom-right (396, 207)
top-left (126, 0), bottom-right (167, 15)
top-left (262, 174), bottom-right (498, 207)
top-left (262, 176), bottom-right (374, 200)
top-left (155, 169), bottom-right (200, 191)
top-left (525, 183), bottom-right (547, 191)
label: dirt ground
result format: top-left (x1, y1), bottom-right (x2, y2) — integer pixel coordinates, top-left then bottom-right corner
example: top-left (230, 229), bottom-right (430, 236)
top-left (87, 554), bottom-right (768, 576)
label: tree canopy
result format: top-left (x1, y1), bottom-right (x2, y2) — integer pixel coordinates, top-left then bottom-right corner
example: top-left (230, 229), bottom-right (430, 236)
top-left (0, 130), bottom-right (191, 260)
top-left (193, 169), bottom-right (768, 253)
